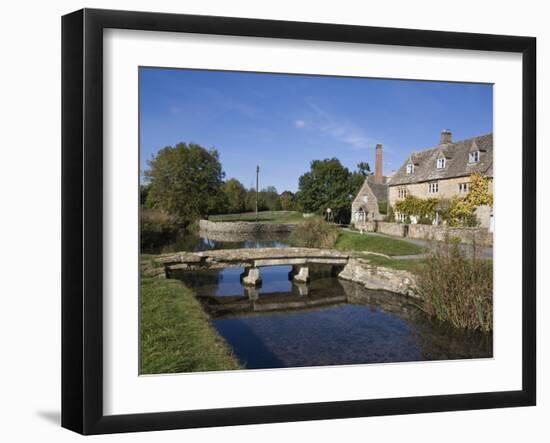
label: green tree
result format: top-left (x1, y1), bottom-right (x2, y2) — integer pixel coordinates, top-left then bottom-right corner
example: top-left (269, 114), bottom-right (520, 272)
top-left (144, 142), bottom-right (225, 223)
top-left (297, 158), bottom-right (354, 223)
top-left (244, 188), bottom-right (258, 212)
top-left (356, 161), bottom-right (371, 177)
top-left (260, 186), bottom-right (281, 211)
top-left (140, 184), bottom-right (150, 206)
top-left (279, 191), bottom-right (296, 211)
top-left (222, 178), bottom-right (247, 213)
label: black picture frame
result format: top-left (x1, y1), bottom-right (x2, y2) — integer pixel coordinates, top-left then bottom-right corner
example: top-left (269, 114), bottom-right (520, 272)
top-left (62, 8), bottom-right (536, 435)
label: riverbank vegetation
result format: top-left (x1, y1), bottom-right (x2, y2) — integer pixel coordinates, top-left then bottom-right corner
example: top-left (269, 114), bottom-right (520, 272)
top-left (416, 238), bottom-right (493, 332)
top-left (288, 216), bottom-right (339, 248)
top-left (140, 209), bottom-right (180, 250)
top-left (335, 230), bottom-right (425, 256)
top-left (140, 274), bottom-right (241, 374)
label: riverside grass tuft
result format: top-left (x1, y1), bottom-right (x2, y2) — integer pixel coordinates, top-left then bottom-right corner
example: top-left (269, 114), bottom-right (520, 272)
top-left (140, 275), bottom-right (241, 374)
top-left (416, 237), bottom-right (493, 332)
top-left (288, 216), bottom-right (340, 248)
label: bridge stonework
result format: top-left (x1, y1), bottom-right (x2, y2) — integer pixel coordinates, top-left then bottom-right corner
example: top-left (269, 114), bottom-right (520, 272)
top-left (150, 248), bottom-right (349, 287)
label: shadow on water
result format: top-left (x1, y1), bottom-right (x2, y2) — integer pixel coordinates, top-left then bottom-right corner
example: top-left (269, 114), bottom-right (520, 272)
top-left (172, 261), bottom-right (493, 370)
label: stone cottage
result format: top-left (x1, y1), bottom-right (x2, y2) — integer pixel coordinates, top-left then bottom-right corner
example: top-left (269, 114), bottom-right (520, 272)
top-left (351, 144), bottom-right (388, 227)
top-left (388, 130), bottom-right (493, 228)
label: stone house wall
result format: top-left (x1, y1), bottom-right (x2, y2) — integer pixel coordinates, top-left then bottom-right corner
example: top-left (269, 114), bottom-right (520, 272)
top-left (388, 176), bottom-right (493, 228)
top-left (351, 182), bottom-right (384, 226)
top-left (388, 176), bottom-right (492, 208)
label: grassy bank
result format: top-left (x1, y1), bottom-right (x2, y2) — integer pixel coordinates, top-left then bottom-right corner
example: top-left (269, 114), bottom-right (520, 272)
top-left (210, 210), bottom-right (304, 224)
top-left (140, 275), bottom-right (241, 374)
top-left (360, 255), bottom-right (426, 272)
top-left (335, 231), bottom-right (425, 256)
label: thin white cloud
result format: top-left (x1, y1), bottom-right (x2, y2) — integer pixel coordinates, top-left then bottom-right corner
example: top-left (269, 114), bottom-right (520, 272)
top-left (306, 101), bottom-right (373, 150)
top-left (294, 119), bottom-right (306, 128)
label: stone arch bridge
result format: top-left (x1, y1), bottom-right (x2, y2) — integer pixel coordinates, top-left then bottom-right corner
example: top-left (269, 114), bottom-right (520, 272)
top-left (148, 247), bottom-right (350, 286)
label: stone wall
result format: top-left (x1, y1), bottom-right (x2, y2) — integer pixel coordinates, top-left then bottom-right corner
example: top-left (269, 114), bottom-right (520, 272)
top-left (354, 220), bottom-right (377, 232)
top-left (362, 220), bottom-right (492, 246)
top-left (377, 221), bottom-right (406, 237)
top-left (407, 224), bottom-right (492, 246)
top-left (199, 219), bottom-right (295, 234)
top-left (338, 258), bottom-right (418, 298)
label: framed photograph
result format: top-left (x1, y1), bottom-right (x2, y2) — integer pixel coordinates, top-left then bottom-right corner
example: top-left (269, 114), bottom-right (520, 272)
top-left (62, 8), bottom-right (536, 435)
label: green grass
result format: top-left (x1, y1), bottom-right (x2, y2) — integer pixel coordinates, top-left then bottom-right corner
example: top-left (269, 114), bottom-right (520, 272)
top-left (359, 254), bottom-right (426, 272)
top-left (140, 275), bottom-right (241, 374)
top-left (210, 210), bottom-right (304, 224)
top-left (335, 231), bottom-right (425, 256)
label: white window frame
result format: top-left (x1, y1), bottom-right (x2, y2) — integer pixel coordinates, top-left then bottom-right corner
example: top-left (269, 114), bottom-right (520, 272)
top-left (459, 182), bottom-right (469, 193)
top-left (428, 182), bottom-right (439, 194)
top-left (406, 164), bottom-right (414, 174)
top-left (437, 158), bottom-right (446, 169)
top-left (469, 151), bottom-right (480, 163)
top-left (398, 187), bottom-right (407, 198)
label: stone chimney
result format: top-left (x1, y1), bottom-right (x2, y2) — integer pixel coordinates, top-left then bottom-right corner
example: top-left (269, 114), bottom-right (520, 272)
top-left (374, 144), bottom-right (383, 183)
top-left (440, 129), bottom-right (452, 145)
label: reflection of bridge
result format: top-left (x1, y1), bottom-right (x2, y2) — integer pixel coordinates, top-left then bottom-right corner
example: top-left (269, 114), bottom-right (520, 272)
top-left (154, 248), bottom-right (350, 286)
top-left (198, 279), bottom-right (421, 320)
top-left (200, 289), bottom-right (348, 318)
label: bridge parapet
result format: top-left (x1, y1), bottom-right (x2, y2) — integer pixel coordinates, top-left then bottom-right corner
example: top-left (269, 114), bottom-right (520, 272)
top-left (148, 248), bottom-right (350, 283)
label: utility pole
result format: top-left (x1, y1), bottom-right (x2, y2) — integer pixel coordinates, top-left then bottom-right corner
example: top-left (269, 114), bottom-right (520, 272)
top-left (255, 165), bottom-right (259, 222)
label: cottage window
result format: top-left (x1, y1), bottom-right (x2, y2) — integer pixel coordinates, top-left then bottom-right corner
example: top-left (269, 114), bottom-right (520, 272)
top-left (363, 195), bottom-right (368, 204)
top-left (436, 158), bottom-right (446, 169)
top-left (406, 164), bottom-right (414, 174)
top-left (428, 182), bottom-right (439, 194)
top-left (459, 182), bottom-right (469, 193)
top-left (469, 151), bottom-right (480, 163)
top-left (398, 187), bottom-right (408, 198)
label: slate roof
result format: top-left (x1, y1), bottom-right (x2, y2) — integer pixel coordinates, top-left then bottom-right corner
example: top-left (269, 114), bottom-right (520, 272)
top-left (366, 176), bottom-right (389, 202)
top-left (389, 133), bottom-right (493, 186)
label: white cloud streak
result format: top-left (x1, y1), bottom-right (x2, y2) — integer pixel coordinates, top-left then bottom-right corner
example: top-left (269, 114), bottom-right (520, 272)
top-left (303, 101), bottom-right (374, 150)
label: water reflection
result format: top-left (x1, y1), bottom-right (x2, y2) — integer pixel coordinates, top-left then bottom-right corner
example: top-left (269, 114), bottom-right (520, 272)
top-left (172, 264), bottom-right (493, 369)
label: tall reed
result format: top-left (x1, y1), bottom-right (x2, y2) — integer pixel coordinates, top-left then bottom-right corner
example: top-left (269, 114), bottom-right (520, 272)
top-left (416, 236), bottom-right (493, 332)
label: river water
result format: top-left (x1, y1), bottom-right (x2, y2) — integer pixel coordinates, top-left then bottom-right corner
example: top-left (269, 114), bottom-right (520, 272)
top-left (163, 230), bottom-right (492, 370)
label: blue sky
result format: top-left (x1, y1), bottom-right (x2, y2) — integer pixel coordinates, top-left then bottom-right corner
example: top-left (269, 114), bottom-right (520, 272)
top-left (139, 68), bottom-right (492, 192)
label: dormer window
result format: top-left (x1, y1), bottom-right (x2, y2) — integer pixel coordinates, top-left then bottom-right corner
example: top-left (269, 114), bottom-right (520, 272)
top-left (469, 150), bottom-right (480, 163)
top-left (436, 158), bottom-right (446, 169)
top-left (406, 164), bottom-right (414, 174)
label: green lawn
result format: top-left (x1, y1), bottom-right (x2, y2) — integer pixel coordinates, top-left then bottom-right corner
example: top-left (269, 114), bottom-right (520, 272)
top-left (360, 255), bottom-right (426, 272)
top-left (140, 274), bottom-right (241, 374)
top-left (335, 231), bottom-right (425, 256)
top-left (210, 210), bottom-right (304, 224)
